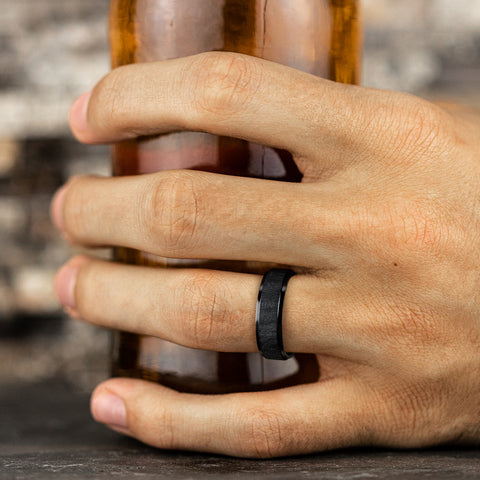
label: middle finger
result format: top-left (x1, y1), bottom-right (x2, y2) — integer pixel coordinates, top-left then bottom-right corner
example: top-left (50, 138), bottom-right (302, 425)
top-left (53, 170), bottom-right (345, 269)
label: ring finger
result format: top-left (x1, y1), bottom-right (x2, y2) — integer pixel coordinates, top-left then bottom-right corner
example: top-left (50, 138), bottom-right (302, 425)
top-left (56, 256), bottom-right (387, 362)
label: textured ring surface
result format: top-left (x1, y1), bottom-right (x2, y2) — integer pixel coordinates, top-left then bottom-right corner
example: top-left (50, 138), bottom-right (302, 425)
top-left (255, 268), bottom-right (296, 361)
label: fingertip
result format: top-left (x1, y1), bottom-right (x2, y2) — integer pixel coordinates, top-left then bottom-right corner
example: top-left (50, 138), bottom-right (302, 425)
top-left (90, 378), bottom-right (148, 430)
top-left (69, 91), bottom-right (92, 142)
top-left (54, 255), bottom-right (91, 313)
top-left (51, 184), bottom-right (68, 231)
top-left (90, 386), bottom-right (128, 430)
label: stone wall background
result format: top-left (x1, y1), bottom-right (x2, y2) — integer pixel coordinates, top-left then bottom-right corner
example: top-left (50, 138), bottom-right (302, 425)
top-left (1, 0), bottom-right (479, 390)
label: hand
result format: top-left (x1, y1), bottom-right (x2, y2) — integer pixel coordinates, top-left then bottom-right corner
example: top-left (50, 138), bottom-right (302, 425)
top-left (52, 52), bottom-right (480, 457)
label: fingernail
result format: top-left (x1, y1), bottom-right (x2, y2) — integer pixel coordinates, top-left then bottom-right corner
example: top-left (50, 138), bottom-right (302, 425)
top-left (91, 392), bottom-right (127, 429)
top-left (70, 90), bottom-right (92, 133)
top-left (54, 263), bottom-right (78, 311)
top-left (51, 184), bottom-right (68, 231)
top-left (54, 257), bottom-right (88, 311)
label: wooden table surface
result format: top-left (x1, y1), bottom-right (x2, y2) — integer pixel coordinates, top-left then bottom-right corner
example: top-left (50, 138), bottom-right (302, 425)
top-left (1, 380), bottom-right (479, 479)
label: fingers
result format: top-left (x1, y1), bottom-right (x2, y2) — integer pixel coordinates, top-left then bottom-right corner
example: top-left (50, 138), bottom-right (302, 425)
top-left (69, 51), bottom-right (426, 170)
top-left (51, 171), bottom-right (343, 269)
top-left (56, 256), bottom-right (387, 362)
top-left (90, 377), bottom-right (372, 457)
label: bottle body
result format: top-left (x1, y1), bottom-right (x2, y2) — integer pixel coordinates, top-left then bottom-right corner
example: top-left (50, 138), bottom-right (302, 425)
top-left (109, 0), bottom-right (362, 393)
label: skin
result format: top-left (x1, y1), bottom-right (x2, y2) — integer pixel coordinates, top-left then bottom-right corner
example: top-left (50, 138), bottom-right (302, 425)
top-left (51, 52), bottom-right (480, 458)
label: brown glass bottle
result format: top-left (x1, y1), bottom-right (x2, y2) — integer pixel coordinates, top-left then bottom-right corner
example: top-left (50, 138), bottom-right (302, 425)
top-left (109, 0), bottom-right (362, 394)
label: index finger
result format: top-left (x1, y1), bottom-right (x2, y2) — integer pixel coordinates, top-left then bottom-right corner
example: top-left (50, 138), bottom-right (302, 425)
top-left (70, 52), bottom-right (402, 170)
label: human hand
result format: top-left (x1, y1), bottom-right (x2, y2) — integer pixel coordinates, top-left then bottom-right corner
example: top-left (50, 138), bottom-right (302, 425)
top-left (52, 52), bottom-right (480, 457)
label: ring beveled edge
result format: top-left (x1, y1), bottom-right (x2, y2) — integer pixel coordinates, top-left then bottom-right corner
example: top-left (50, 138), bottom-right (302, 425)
top-left (278, 270), bottom-right (295, 360)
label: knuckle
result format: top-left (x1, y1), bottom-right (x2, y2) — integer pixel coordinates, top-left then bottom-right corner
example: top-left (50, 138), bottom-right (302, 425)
top-left (389, 200), bottom-right (443, 254)
top-left (359, 197), bottom-right (447, 258)
top-left (237, 408), bottom-right (287, 458)
top-left (180, 271), bottom-right (229, 349)
top-left (379, 303), bottom-right (464, 383)
top-left (386, 302), bottom-right (440, 347)
top-left (372, 381), bottom-right (431, 446)
top-left (378, 378), bottom-right (452, 447)
top-left (145, 171), bottom-right (202, 255)
top-left (89, 65), bottom-right (137, 136)
top-left (188, 52), bottom-right (262, 120)
top-left (394, 96), bottom-right (453, 155)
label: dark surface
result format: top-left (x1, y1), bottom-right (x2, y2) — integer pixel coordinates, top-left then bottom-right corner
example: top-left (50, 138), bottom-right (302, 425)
top-left (1, 381), bottom-right (479, 479)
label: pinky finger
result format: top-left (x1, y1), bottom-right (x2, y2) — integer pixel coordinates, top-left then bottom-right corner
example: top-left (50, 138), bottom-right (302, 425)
top-left (91, 376), bottom-right (372, 458)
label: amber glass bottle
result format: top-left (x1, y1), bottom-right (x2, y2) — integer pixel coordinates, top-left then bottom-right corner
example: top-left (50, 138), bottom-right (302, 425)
top-left (109, 0), bottom-right (362, 394)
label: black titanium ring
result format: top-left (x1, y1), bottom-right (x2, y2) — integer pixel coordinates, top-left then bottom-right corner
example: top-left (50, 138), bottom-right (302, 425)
top-left (255, 268), bottom-right (296, 361)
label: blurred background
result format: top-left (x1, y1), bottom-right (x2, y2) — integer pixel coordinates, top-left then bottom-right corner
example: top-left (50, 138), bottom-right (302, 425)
top-left (1, 0), bottom-right (479, 391)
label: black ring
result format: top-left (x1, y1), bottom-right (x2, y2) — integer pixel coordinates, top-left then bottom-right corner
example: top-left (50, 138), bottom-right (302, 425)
top-left (255, 268), bottom-right (296, 361)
